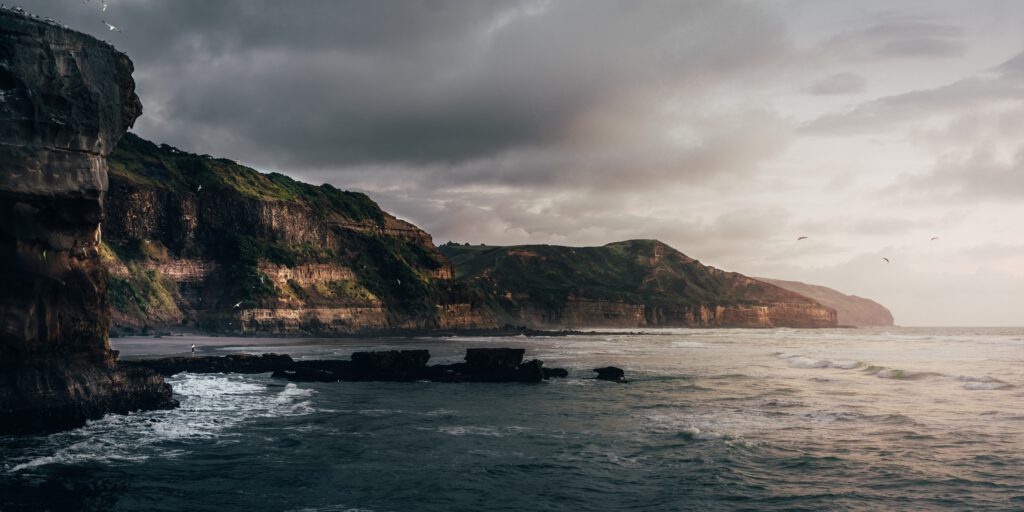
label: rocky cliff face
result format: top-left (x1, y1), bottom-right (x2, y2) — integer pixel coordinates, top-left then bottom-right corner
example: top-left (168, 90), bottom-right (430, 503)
top-left (755, 278), bottom-right (894, 327)
top-left (440, 240), bottom-right (838, 328)
top-left (102, 134), bottom-right (484, 335)
top-left (0, 10), bottom-right (175, 434)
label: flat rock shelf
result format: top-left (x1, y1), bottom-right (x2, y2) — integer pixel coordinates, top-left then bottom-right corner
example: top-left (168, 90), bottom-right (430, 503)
top-left (121, 347), bottom-right (610, 384)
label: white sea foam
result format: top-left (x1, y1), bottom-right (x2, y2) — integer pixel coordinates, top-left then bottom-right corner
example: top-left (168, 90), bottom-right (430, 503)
top-left (777, 353), bottom-right (861, 369)
top-left (8, 374), bottom-right (316, 473)
top-left (958, 375), bottom-right (1012, 390)
top-left (671, 341), bottom-right (706, 348)
top-left (436, 425), bottom-right (527, 437)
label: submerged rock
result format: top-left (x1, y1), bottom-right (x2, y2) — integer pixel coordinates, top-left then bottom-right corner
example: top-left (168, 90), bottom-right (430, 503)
top-left (0, 10), bottom-right (175, 434)
top-left (593, 366), bottom-right (627, 383)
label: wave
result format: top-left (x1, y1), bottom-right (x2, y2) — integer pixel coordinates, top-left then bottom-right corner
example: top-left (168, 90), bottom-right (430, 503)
top-left (434, 425), bottom-right (528, 437)
top-left (957, 375), bottom-right (1013, 390)
top-left (776, 353), bottom-right (1013, 390)
top-left (776, 353), bottom-right (861, 369)
top-left (7, 374), bottom-right (316, 473)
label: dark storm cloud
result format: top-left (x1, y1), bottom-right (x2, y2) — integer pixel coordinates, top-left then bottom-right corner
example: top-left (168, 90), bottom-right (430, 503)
top-left (25, 0), bottom-right (793, 177)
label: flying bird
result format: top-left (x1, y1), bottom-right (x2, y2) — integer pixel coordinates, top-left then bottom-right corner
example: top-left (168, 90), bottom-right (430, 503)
top-left (797, 236), bottom-right (808, 240)
top-left (233, 301), bottom-right (242, 308)
top-left (930, 236), bottom-right (939, 241)
top-left (882, 257), bottom-right (890, 263)
top-left (102, 20), bottom-right (120, 32)
top-left (101, 0), bottom-right (107, 11)
top-left (396, 279), bottom-right (401, 285)
top-left (196, 184), bottom-right (202, 192)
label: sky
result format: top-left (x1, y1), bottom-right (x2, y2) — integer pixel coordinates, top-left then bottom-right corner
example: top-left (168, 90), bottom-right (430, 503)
top-left (25, 0), bottom-right (1024, 326)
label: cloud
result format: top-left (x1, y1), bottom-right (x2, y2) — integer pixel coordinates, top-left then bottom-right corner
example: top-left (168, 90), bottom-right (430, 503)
top-left (804, 72), bottom-right (866, 96)
top-left (821, 15), bottom-right (965, 61)
top-left (903, 145), bottom-right (1024, 201)
top-left (26, 0), bottom-right (795, 176)
top-left (801, 50), bottom-right (1024, 135)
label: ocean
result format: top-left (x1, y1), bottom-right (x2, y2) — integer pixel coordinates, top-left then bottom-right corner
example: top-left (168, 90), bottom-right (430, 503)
top-left (2, 328), bottom-right (1023, 511)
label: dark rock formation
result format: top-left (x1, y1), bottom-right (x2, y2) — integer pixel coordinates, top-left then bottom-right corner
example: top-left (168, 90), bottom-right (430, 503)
top-left (593, 366), bottom-right (627, 383)
top-left (543, 368), bottom-right (569, 379)
top-left (351, 350), bottom-right (430, 372)
top-left (465, 348), bottom-right (525, 370)
top-left (755, 277), bottom-right (895, 327)
top-left (129, 348), bottom-right (569, 384)
top-left (0, 10), bottom-right (176, 434)
top-left (120, 353), bottom-right (295, 376)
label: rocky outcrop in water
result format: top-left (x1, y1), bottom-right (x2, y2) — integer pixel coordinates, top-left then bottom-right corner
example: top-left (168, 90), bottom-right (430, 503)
top-left (0, 10), bottom-right (176, 434)
top-left (755, 277), bottom-right (894, 327)
top-left (126, 348), bottom-right (568, 384)
top-left (593, 366), bottom-right (627, 383)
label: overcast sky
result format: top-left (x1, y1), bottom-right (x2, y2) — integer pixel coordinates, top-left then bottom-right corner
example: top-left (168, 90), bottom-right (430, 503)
top-left (27, 0), bottom-right (1024, 326)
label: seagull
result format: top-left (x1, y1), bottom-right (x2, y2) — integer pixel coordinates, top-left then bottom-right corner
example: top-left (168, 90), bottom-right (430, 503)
top-left (797, 236), bottom-right (808, 240)
top-left (233, 301), bottom-right (242, 308)
top-left (102, 20), bottom-right (120, 32)
top-left (882, 257), bottom-right (890, 263)
top-left (101, 0), bottom-right (107, 11)
top-left (930, 236), bottom-right (939, 241)
top-left (196, 184), bottom-right (202, 192)
top-left (396, 279), bottom-right (401, 285)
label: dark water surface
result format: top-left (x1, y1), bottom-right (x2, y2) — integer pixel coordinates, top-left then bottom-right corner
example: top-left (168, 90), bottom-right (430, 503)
top-left (3, 328), bottom-right (1024, 511)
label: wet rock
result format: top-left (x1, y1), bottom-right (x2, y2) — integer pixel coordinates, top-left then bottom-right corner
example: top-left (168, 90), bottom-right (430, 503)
top-left (0, 10), bottom-right (175, 434)
top-left (464, 348), bottom-right (525, 370)
top-left (593, 366), bottom-right (627, 383)
top-left (129, 348), bottom-right (571, 385)
top-left (543, 368), bottom-right (569, 379)
top-left (351, 350), bottom-right (430, 371)
top-left (122, 353), bottom-right (295, 376)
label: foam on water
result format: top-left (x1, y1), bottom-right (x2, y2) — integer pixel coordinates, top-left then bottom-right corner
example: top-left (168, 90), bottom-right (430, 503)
top-left (6, 374), bottom-right (315, 473)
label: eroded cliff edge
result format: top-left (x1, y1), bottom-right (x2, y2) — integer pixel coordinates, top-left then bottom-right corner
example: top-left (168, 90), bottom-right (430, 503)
top-left (0, 10), bottom-right (176, 434)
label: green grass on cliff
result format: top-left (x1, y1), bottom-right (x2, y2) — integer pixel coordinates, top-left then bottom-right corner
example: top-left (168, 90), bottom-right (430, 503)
top-left (108, 133), bottom-right (385, 224)
top-left (438, 239), bottom-right (780, 311)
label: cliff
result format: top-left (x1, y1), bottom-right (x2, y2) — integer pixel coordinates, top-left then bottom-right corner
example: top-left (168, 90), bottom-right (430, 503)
top-left (440, 241), bottom-right (837, 328)
top-left (0, 9), bottom-right (175, 434)
top-left (102, 135), bottom-right (840, 332)
top-left (102, 134), bottom-right (492, 335)
top-left (755, 278), bottom-right (894, 327)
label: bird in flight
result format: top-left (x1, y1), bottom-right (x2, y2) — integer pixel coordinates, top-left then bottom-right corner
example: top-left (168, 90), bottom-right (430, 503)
top-left (882, 257), bottom-right (890, 263)
top-left (930, 236), bottom-right (939, 241)
top-left (102, 20), bottom-right (120, 32)
top-left (233, 301), bottom-right (242, 308)
top-left (797, 236), bottom-right (808, 240)
top-left (101, 0), bottom-right (107, 11)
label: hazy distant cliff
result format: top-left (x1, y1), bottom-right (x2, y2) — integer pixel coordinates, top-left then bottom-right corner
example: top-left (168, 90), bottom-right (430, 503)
top-left (755, 278), bottom-right (894, 327)
top-left (0, 10), bottom-right (175, 433)
top-left (441, 241), bottom-right (838, 328)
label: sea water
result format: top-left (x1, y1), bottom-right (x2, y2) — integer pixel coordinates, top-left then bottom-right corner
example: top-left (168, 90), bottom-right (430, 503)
top-left (2, 328), bottom-right (1023, 511)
